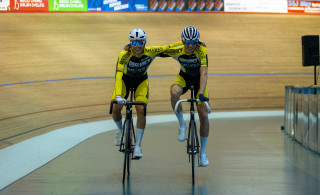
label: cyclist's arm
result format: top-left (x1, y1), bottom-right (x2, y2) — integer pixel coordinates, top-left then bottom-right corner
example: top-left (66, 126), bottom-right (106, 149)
top-left (157, 45), bottom-right (183, 58)
top-left (114, 52), bottom-right (127, 96)
top-left (114, 71), bottom-right (123, 96)
top-left (123, 41), bottom-right (180, 53)
top-left (199, 66), bottom-right (208, 95)
top-left (199, 46), bottom-right (208, 95)
top-left (148, 44), bottom-right (172, 56)
top-left (169, 41), bottom-right (183, 48)
top-left (148, 41), bottom-right (182, 56)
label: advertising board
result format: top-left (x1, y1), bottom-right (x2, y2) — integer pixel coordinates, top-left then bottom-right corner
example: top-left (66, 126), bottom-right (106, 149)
top-left (88, 0), bottom-right (148, 11)
top-left (0, 0), bottom-right (10, 10)
top-left (0, 0), bottom-right (48, 11)
top-left (224, 0), bottom-right (287, 13)
top-left (48, 0), bottom-right (87, 11)
top-left (288, 0), bottom-right (320, 13)
top-left (149, 0), bottom-right (224, 11)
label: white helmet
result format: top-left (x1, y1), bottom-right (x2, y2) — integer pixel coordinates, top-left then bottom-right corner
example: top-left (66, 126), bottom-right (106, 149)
top-left (128, 28), bottom-right (147, 41)
top-left (181, 26), bottom-right (200, 42)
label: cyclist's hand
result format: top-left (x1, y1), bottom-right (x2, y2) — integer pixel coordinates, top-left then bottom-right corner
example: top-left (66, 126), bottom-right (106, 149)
top-left (197, 40), bottom-right (206, 47)
top-left (199, 94), bottom-right (209, 102)
top-left (116, 95), bottom-right (126, 104)
top-left (124, 43), bottom-right (131, 51)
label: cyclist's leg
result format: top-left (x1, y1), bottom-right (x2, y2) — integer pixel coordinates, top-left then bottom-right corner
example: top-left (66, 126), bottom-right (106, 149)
top-left (135, 78), bottom-right (148, 130)
top-left (133, 79), bottom-right (149, 158)
top-left (196, 84), bottom-right (210, 137)
top-left (197, 103), bottom-right (209, 137)
top-left (112, 104), bottom-right (124, 126)
top-left (171, 84), bottom-right (184, 112)
top-left (171, 75), bottom-right (186, 115)
top-left (171, 75), bottom-right (188, 141)
top-left (196, 86), bottom-right (210, 166)
top-left (134, 104), bottom-right (145, 157)
top-left (111, 80), bottom-right (127, 146)
top-left (111, 79), bottom-right (127, 124)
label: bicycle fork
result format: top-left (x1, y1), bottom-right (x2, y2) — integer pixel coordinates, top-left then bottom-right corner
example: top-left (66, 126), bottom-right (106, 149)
top-left (120, 109), bottom-right (136, 156)
top-left (187, 113), bottom-right (200, 165)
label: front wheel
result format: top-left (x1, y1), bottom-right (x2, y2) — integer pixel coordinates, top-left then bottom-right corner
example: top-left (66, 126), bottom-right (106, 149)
top-left (122, 118), bottom-right (132, 183)
top-left (190, 120), bottom-right (196, 185)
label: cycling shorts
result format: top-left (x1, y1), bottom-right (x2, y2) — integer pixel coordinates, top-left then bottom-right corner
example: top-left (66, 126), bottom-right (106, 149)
top-left (172, 71), bottom-right (209, 104)
top-left (112, 74), bottom-right (149, 104)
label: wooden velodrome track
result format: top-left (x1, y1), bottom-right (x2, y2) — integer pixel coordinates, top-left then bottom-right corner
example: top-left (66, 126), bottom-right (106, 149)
top-left (0, 12), bottom-right (319, 150)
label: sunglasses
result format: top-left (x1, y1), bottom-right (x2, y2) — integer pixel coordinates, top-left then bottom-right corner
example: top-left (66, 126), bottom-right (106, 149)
top-left (184, 40), bottom-right (198, 45)
top-left (131, 41), bottom-right (145, 46)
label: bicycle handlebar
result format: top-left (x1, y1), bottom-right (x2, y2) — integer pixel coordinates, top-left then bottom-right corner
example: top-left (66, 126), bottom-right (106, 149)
top-left (174, 99), bottom-right (211, 115)
top-left (109, 100), bottom-right (147, 116)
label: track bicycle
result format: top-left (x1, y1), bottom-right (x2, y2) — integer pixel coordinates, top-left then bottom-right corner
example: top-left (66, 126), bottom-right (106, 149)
top-left (109, 88), bottom-right (146, 183)
top-left (174, 86), bottom-right (211, 185)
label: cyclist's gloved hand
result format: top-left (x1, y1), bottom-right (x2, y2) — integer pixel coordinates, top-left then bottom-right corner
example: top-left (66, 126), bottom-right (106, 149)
top-left (197, 40), bottom-right (206, 47)
top-left (116, 95), bottom-right (126, 104)
top-left (199, 94), bottom-right (209, 102)
top-left (124, 43), bottom-right (131, 51)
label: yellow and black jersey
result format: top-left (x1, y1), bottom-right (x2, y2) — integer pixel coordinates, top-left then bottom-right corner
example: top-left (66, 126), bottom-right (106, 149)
top-left (114, 45), bottom-right (170, 96)
top-left (159, 44), bottom-right (208, 77)
top-left (116, 46), bottom-right (168, 77)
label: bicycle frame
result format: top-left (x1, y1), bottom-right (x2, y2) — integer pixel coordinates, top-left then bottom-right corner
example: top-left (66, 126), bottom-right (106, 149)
top-left (174, 86), bottom-right (211, 184)
top-left (109, 88), bottom-right (146, 183)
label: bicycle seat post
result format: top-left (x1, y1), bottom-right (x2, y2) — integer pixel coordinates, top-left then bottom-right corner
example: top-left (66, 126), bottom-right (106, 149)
top-left (125, 88), bottom-right (134, 117)
top-left (190, 85), bottom-right (194, 99)
top-left (129, 88), bottom-right (134, 102)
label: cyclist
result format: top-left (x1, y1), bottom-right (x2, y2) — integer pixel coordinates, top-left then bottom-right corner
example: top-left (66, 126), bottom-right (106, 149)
top-left (111, 28), bottom-right (178, 159)
top-left (159, 26), bottom-right (210, 167)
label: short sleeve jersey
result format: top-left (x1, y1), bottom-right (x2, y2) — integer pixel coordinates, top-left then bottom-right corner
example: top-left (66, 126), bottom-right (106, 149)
top-left (114, 45), bottom-right (170, 96)
top-left (161, 45), bottom-right (208, 77)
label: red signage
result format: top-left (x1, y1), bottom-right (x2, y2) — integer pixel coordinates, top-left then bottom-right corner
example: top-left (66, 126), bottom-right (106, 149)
top-left (9, 0), bottom-right (48, 11)
top-left (288, 0), bottom-right (320, 13)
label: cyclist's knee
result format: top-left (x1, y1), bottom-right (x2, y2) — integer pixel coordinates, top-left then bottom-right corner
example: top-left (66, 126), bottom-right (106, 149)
top-left (171, 85), bottom-right (182, 99)
top-left (136, 109), bottom-right (144, 117)
top-left (198, 111), bottom-right (208, 122)
top-left (135, 105), bottom-right (146, 116)
top-left (112, 104), bottom-right (122, 114)
top-left (112, 104), bottom-right (122, 121)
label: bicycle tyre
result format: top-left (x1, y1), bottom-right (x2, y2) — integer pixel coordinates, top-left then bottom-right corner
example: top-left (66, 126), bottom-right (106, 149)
top-left (127, 119), bottom-right (133, 175)
top-left (191, 120), bottom-right (196, 185)
top-left (122, 118), bottom-right (132, 183)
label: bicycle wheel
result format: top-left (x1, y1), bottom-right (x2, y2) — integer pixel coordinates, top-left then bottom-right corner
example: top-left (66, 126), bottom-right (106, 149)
top-left (127, 120), bottom-right (133, 175)
top-left (122, 118), bottom-right (132, 183)
top-left (190, 120), bottom-right (196, 185)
